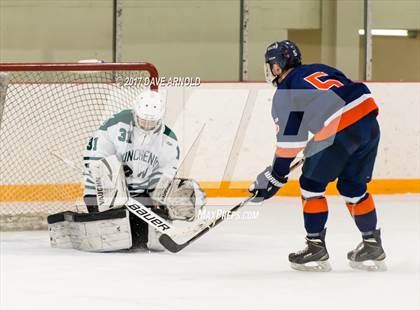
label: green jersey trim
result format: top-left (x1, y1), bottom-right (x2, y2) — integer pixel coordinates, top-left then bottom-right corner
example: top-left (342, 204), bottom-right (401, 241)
top-left (164, 125), bottom-right (177, 141)
top-left (100, 109), bottom-right (133, 130)
top-left (83, 156), bottom-right (103, 161)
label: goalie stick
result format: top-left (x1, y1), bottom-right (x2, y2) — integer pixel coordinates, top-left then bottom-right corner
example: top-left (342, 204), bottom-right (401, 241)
top-left (159, 158), bottom-right (305, 253)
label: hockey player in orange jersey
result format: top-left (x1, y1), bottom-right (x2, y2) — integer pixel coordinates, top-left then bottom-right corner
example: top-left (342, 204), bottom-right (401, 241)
top-left (249, 40), bottom-right (386, 272)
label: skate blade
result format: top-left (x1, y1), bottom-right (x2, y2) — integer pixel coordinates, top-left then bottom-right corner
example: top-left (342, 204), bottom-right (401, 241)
top-left (349, 259), bottom-right (387, 272)
top-left (291, 260), bottom-right (332, 272)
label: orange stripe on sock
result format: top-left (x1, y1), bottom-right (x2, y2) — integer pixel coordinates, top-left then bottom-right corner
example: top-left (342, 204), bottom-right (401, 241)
top-left (302, 197), bottom-right (328, 213)
top-left (346, 193), bottom-right (375, 216)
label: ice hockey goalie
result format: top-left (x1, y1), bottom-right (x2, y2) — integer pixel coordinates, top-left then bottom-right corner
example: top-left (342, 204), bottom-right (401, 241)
top-left (48, 90), bottom-right (206, 252)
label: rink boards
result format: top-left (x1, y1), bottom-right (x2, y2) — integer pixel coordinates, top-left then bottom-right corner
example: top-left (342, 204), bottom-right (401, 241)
top-left (0, 82), bottom-right (419, 203)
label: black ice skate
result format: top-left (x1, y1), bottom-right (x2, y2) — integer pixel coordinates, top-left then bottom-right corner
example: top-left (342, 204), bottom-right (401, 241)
top-left (289, 228), bottom-right (331, 272)
top-left (348, 229), bottom-right (387, 271)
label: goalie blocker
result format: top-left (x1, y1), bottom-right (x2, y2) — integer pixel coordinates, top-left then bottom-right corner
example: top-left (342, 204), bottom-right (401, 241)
top-left (48, 155), bottom-right (206, 252)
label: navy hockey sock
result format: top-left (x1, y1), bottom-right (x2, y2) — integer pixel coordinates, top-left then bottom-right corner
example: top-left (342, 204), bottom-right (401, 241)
top-left (302, 197), bottom-right (329, 238)
top-left (346, 194), bottom-right (377, 237)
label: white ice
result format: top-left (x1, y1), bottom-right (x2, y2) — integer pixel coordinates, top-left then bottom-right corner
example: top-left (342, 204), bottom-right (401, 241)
top-left (1, 195), bottom-right (419, 310)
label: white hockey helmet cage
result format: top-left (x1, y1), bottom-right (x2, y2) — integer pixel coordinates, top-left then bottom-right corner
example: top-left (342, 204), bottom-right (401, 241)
top-left (132, 90), bottom-right (165, 132)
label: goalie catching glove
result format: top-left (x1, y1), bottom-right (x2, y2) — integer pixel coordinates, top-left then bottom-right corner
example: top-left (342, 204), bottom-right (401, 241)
top-left (249, 166), bottom-right (287, 202)
top-left (152, 176), bottom-right (206, 221)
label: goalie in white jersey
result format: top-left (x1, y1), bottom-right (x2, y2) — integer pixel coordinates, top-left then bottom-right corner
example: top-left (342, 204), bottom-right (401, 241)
top-left (48, 90), bottom-right (206, 252)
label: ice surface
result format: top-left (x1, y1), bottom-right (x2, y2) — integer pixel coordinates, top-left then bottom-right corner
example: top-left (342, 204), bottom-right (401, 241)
top-left (1, 195), bottom-right (419, 310)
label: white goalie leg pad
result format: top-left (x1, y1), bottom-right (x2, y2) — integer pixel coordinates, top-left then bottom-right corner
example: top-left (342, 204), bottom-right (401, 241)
top-left (48, 212), bottom-right (73, 249)
top-left (48, 209), bottom-right (132, 252)
top-left (88, 155), bottom-right (129, 212)
top-left (70, 215), bottom-right (132, 252)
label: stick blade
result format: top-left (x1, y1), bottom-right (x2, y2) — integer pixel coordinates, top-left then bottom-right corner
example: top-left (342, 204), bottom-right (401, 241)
top-left (159, 234), bottom-right (187, 253)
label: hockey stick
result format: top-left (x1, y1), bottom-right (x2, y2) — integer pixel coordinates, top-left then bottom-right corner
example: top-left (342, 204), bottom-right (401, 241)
top-left (159, 158), bottom-right (305, 253)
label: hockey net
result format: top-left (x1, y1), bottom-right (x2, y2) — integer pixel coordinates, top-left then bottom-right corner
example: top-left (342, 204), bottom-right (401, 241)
top-left (0, 63), bottom-right (158, 231)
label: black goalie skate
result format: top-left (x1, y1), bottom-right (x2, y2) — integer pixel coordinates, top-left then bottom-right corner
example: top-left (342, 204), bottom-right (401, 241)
top-left (348, 229), bottom-right (387, 271)
top-left (289, 228), bottom-right (331, 272)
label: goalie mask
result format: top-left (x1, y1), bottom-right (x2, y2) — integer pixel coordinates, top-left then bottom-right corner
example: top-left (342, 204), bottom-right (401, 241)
top-left (133, 90), bottom-right (165, 132)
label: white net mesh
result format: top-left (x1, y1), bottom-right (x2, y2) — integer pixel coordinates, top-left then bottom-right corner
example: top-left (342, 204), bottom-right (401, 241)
top-left (0, 63), bottom-right (158, 230)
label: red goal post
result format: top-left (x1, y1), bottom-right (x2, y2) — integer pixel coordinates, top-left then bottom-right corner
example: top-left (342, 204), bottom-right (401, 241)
top-left (0, 62), bottom-right (159, 231)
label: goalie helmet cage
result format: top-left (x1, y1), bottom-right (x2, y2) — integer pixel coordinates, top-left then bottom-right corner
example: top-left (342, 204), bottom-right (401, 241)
top-left (0, 63), bottom-right (159, 231)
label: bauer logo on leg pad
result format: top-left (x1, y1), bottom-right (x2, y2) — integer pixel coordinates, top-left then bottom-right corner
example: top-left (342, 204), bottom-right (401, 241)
top-left (126, 202), bottom-right (172, 231)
